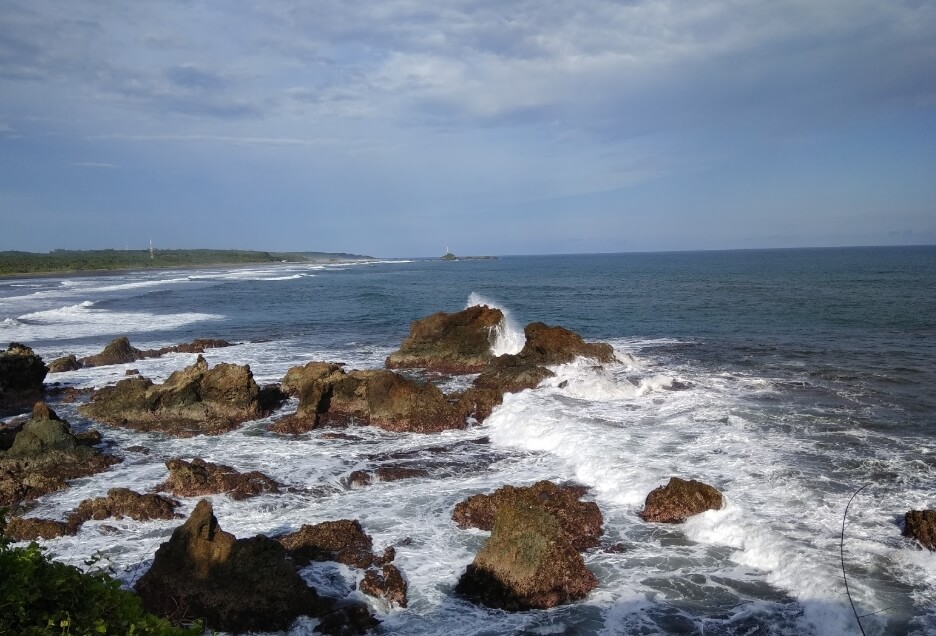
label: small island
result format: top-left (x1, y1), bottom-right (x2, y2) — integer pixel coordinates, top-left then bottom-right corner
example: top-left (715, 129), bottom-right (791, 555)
top-left (439, 251), bottom-right (497, 262)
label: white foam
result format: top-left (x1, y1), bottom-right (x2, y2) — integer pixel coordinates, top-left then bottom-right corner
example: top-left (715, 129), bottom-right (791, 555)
top-left (465, 292), bottom-right (525, 355)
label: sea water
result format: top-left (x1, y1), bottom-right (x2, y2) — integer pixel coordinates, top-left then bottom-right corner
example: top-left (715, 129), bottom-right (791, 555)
top-left (1, 247), bottom-right (934, 635)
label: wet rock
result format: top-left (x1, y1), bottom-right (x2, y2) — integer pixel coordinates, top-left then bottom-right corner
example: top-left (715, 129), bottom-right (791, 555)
top-left (68, 488), bottom-right (180, 527)
top-left (258, 383), bottom-right (288, 413)
top-left (79, 355), bottom-right (266, 437)
top-left (455, 503), bottom-right (598, 610)
top-left (348, 465), bottom-right (431, 487)
top-left (0, 418), bottom-right (25, 451)
top-left (125, 368), bottom-right (140, 376)
top-left (640, 477), bottom-right (724, 523)
top-left (518, 322), bottom-right (615, 365)
top-left (277, 519), bottom-right (375, 568)
top-left (458, 355), bottom-right (554, 422)
top-left (360, 563), bottom-right (408, 608)
top-left (269, 362), bottom-right (347, 434)
top-left (4, 516), bottom-right (74, 540)
top-left (80, 336), bottom-right (146, 367)
top-left (45, 386), bottom-right (93, 403)
top-left (125, 445), bottom-right (150, 454)
top-left (0, 402), bottom-right (118, 506)
top-left (0, 343), bottom-right (48, 414)
top-left (903, 509), bottom-right (936, 551)
top-left (314, 602), bottom-right (380, 636)
top-left (134, 499), bottom-right (324, 633)
top-left (146, 338), bottom-right (233, 356)
top-left (48, 354), bottom-right (82, 373)
top-left (156, 457), bottom-right (281, 500)
top-left (281, 361), bottom-right (346, 397)
top-left (385, 305), bottom-right (505, 373)
top-left (453, 480), bottom-right (603, 550)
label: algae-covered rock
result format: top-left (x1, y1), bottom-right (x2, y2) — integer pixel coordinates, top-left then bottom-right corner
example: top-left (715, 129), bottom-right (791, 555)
top-left (518, 322), bottom-right (615, 365)
top-left (904, 509), bottom-right (936, 551)
top-left (640, 477), bottom-right (723, 523)
top-left (156, 457), bottom-right (280, 500)
top-left (0, 342), bottom-right (48, 413)
top-left (276, 519), bottom-right (376, 568)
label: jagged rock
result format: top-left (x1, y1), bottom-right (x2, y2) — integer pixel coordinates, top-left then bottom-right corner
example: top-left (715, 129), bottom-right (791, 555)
top-left (48, 354), bottom-right (82, 373)
top-left (271, 367), bottom-right (465, 434)
top-left (385, 305), bottom-right (506, 373)
top-left (0, 402), bottom-right (118, 506)
top-left (79, 355), bottom-right (265, 437)
top-left (315, 602), bottom-right (380, 636)
top-left (146, 339), bottom-right (233, 356)
top-left (0, 343), bottom-right (48, 414)
top-left (0, 418), bottom-right (25, 451)
top-left (453, 480), bottom-right (603, 550)
top-left (277, 519), bottom-right (375, 568)
top-left (360, 563), bottom-right (408, 608)
top-left (455, 503), bottom-right (597, 610)
top-left (80, 337), bottom-right (146, 367)
top-left (134, 499), bottom-right (325, 633)
top-left (640, 477), bottom-right (723, 523)
top-left (156, 458), bottom-right (280, 500)
top-left (458, 355), bottom-right (554, 422)
top-left (4, 516), bottom-right (74, 540)
top-left (904, 509), bottom-right (936, 551)
top-left (281, 361), bottom-right (346, 397)
top-left (348, 465), bottom-right (431, 487)
top-left (518, 322), bottom-right (615, 365)
top-left (68, 488), bottom-right (180, 527)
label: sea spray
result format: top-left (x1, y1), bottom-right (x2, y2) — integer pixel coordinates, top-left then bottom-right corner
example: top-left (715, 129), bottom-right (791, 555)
top-left (465, 292), bottom-right (524, 355)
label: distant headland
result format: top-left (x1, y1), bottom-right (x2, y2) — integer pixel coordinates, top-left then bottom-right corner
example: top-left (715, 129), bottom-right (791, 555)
top-left (440, 251), bottom-right (497, 261)
top-left (0, 249), bottom-right (374, 277)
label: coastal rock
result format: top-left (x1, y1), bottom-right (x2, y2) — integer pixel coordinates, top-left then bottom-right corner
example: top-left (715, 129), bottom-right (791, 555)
top-left (146, 338), bottom-right (233, 356)
top-left (79, 355), bottom-right (265, 437)
top-left (903, 509), bottom-right (936, 551)
top-left (455, 503), bottom-right (597, 610)
top-left (360, 563), bottom-right (408, 608)
top-left (348, 465), bottom-right (431, 487)
top-left (68, 488), bottom-right (180, 527)
top-left (134, 499), bottom-right (323, 633)
top-left (640, 477), bottom-right (724, 523)
top-left (385, 305), bottom-right (505, 373)
top-left (277, 519), bottom-right (375, 568)
top-left (80, 336), bottom-right (146, 367)
top-left (4, 516), bottom-right (74, 541)
top-left (458, 355), bottom-right (554, 422)
top-left (0, 402), bottom-right (118, 506)
top-left (281, 361), bottom-right (346, 397)
top-left (48, 354), bottom-right (82, 373)
top-left (0, 342), bottom-right (48, 414)
top-left (156, 457), bottom-right (280, 500)
top-left (453, 480), bottom-right (603, 550)
top-left (518, 322), bottom-right (615, 365)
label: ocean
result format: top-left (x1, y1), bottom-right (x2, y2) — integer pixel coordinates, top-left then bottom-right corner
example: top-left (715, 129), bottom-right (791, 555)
top-left (1, 246), bottom-right (934, 635)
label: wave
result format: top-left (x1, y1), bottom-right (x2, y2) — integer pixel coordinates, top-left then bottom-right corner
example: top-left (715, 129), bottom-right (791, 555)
top-left (465, 292), bottom-right (525, 356)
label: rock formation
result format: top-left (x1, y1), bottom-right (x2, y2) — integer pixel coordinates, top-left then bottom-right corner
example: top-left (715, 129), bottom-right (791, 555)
top-left (48, 337), bottom-right (234, 372)
top-left (640, 477), bottom-right (723, 523)
top-left (517, 322), bottom-right (615, 365)
top-left (155, 457), bottom-right (280, 500)
top-left (904, 509), bottom-right (936, 551)
top-left (457, 354), bottom-right (554, 422)
top-left (277, 519), bottom-right (376, 568)
top-left (0, 343), bottom-right (48, 414)
top-left (68, 488), bottom-right (180, 526)
top-left (360, 563), bottom-right (408, 608)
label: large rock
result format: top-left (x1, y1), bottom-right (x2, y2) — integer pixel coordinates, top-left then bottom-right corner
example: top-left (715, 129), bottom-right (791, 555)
top-left (360, 563), bottom-right (408, 608)
top-left (79, 355), bottom-right (265, 436)
top-left (68, 488), bottom-right (180, 527)
top-left (386, 305), bottom-right (505, 373)
top-left (277, 519), bottom-right (376, 568)
top-left (455, 503), bottom-right (598, 610)
top-left (518, 323), bottom-right (615, 365)
top-left (271, 367), bottom-right (465, 434)
top-left (0, 402), bottom-right (118, 506)
top-left (458, 354), bottom-right (554, 422)
top-left (134, 499), bottom-right (323, 633)
top-left (0, 343), bottom-right (48, 414)
top-left (904, 509), bottom-right (936, 551)
top-left (640, 477), bottom-right (724, 523)
top-left (155, 457), bottom-right (281, 500)
top-left (48, 354), bottom-right (82, 373)
top-left (453, 480), bottom-right (603, 550)
top-left (4, 516), bottom-right (73, 541)
top-left (79, 336), bottom-right (146, 367)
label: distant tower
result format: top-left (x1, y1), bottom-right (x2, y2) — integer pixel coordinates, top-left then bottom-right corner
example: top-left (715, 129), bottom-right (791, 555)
top-left (149, 238), bottom-right (154, 260)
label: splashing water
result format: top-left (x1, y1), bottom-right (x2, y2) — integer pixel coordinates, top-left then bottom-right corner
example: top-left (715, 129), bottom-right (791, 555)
top-left (465, 292), bottom-right (525, 355)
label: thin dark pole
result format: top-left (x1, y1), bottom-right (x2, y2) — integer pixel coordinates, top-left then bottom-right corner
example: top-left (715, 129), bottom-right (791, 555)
top-left (841, 484), bottom-right (869, 636)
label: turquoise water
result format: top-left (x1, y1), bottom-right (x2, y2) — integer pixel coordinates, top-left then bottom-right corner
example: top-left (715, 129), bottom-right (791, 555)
top-left (1, 246), bottom-right (934, 635)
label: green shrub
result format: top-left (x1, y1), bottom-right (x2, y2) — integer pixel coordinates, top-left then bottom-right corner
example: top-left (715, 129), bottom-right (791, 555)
top-left (0, 512), bottom-right (201, 636)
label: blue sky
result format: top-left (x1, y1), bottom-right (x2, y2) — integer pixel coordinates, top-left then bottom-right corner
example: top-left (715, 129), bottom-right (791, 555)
top-left (1, 1), bottom-right (935, 257)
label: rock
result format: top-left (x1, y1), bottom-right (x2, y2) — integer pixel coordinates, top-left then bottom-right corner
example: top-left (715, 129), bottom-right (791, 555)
top-left (79, 356), bottom-right (266, 437)
top-left (68, 488), bottom-right (180, 528)
top-left (156, 457), bottom-right (280, 500)
top-left (277, 519), bottom-right (375, 568)
top-left (455, 503), bottom-right (597, 610)
top-left (314, 602), bottom-right (380, 636)
top-left (360, 563), bottom-right (408, 607)
top-left (0, 402), bottom-right (118, 506)
top-left (281, 361), bottom-right (346, 397)
top-left (80, 336), bottom-right (147, 367)
top-left (458, 355), bottom-right (554, 422)
top-left (272, 367), bottom-right (466, 434)
top-left (48, 354), bottom-right (82, 373)
top-left (125, 368), bottom-right (140, 376)
top-left (134, 499), bottom-right (325, 633)
top-left (348, 465), bottom-right (430, 487)
top-left (146, 339), bottom-right (233, 356)
top-left (0, 342), bottom-right (48, 414)
top-left (640, 477), bottom-right (723, 523)
top-left (4, 516), bottom-right (74, 540)
top-left (0, 418), bottom-right (25, 451)
top-left (904, 509), bottom-right (936, 551)
top-left (385, 305), bottom-right (506, 373)
top-left (518, 322), bottom-right (615, 365)
top-left (453, 481), bottom-right (603, 550)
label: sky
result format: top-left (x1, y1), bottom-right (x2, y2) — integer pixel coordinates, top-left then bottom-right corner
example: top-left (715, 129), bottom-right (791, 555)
top-left (1, 1), bottom-right (935, 257)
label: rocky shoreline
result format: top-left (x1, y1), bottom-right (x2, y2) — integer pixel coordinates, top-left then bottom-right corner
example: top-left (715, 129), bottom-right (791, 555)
top-left (1, 305), bottom-right (934, 634)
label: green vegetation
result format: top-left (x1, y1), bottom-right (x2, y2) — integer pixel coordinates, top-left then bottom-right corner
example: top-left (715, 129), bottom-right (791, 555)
top-left (0, 511), bottom-right (201, 635)
top-left (441, 252), bottom-right (457, 261)
top-left (0, 249), bottom-right (373, 276)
